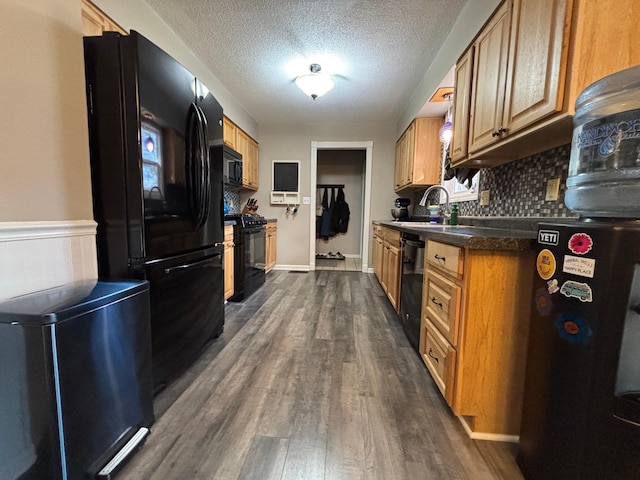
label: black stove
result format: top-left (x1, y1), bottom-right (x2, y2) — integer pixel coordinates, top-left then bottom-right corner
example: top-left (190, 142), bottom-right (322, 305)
top-left (224, 214), bottom-right (266, 302)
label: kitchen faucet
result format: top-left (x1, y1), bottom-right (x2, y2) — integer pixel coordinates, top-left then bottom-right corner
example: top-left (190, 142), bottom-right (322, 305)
top-left (419, 185), bottom-right (451, 224)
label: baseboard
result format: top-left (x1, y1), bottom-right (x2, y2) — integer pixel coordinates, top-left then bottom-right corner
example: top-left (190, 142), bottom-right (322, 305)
top-left (272, 264), bottom-right (311, 272)
top-left (458, 415), bottom-right (519, 443)
top-left (0, 220), bottom-right (98, 301)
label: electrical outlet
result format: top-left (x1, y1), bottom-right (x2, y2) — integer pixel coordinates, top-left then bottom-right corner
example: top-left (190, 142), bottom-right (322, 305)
top-left (545, 178), bottom-right (561, 201)
top-left (303, 197), bottom-right (311, 204)
top-left (480, 189), bottom-right (490, 206)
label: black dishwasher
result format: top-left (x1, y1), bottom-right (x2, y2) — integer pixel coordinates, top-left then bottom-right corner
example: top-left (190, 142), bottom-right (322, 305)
top-left (399, 232), bottom-right (425, 351)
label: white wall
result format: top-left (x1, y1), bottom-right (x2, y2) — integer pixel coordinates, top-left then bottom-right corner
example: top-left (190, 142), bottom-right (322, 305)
top-left (0, 0), bottom-right (98, 299)
top-left (254, 122), bottom-right (396, 269)
top-left (0, 0), bottom-right (93, 221)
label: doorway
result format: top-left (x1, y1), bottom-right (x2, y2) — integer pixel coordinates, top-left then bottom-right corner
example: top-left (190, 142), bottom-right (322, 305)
top-left (309, 141), bottom-right (373, 272)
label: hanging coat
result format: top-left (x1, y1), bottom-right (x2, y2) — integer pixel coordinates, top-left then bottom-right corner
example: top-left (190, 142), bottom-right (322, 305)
top-left (331, 187), bottom-right (350, 234)
top-left (319, 187), bottom-right (335, 239)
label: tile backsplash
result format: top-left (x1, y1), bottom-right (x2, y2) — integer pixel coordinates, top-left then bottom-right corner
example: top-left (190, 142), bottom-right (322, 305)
top-left (224, 189), bottom-right (242, 214)
top-left (413, 144), bottom-right (578, 218)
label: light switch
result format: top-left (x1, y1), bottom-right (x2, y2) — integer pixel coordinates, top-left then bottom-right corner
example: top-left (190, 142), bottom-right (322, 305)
top-left (545, 178), bottom-right (561, 201)
top-left (480, 190), bottom-right (490, 206)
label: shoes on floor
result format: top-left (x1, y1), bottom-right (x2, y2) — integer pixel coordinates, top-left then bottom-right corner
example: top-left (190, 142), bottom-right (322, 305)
top-left (316, 252), bottom-right (345, 260)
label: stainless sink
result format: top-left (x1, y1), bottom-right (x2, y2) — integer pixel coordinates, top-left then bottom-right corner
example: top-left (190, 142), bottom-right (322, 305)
top-left (389, 221), bottom-right (442, 227)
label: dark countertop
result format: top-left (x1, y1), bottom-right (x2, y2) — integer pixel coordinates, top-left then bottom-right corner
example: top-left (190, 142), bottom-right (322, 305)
top-left (373, 217), bottom-right (559, 251)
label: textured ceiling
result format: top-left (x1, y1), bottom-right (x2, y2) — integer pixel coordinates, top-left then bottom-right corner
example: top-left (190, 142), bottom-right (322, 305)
top-left (142, 0), bottom-right (466, 126)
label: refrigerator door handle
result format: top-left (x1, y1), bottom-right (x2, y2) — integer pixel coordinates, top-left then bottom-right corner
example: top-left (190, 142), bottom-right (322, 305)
top-left (196, 105), bottom-right (210, 227)
top-left (186, 103), bottom-right (199, 225)
top-left (163, 253), bottom-right (220, 275)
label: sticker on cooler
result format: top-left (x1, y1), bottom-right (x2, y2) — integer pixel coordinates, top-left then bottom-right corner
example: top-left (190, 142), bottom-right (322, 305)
top-left (568, 232), bottom-right (593, 255)
top-left (538, 230), bottom-right (559, 246)
top-left (560, 280), bottom-right (593, 303)
top-left (536, 249), bottom-right (556, 280)
top-left (563, 255), bottom-right (596, 278)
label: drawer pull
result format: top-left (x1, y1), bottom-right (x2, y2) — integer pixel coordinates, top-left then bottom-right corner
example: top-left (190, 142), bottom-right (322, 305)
top-left (434, 254), bottom-right (446, 261)
top-left (431, 297), bottom-right (443, 308)
top-left (428, 348), bottom-right (439, 363)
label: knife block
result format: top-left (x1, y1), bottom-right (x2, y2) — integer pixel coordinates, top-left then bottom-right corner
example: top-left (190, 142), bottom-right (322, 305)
top-left (242, 206), bottom-right (258, 214)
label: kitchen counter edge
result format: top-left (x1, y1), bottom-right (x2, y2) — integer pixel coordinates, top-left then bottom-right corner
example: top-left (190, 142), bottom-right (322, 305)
top-left (373, 220), bottom-right (536, 251)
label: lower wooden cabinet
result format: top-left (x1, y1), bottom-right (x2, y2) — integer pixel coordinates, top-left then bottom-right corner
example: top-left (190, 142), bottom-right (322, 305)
top-left (265, 221), bottom-right (277, 272)
top-left (420, 239), bottom-right (534, 438)
top-left (224, 225), bottom-right (234, 300)
top-left (372, 225), bottom-right (402, 312)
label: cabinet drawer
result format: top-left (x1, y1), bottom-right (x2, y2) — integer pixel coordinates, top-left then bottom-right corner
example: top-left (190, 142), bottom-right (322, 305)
top-left (422, 317), bottom-right (456, 405)
top-left (424, 269), bottom-right (461, 346)
top-left (426, 240), bottom-right (464, 279)
top-left (384, 227), bottom-right (401, 246)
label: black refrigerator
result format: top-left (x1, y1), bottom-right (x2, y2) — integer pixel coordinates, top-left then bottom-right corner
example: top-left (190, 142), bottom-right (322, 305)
top-left (517, 219), bottom-right (640, 479)
top-left (84, 31), bottom-right (225, 391)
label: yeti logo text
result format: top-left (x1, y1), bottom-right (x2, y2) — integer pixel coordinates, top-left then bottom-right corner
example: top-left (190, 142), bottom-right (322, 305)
top-left (538, 230), bottom-right (559, 246)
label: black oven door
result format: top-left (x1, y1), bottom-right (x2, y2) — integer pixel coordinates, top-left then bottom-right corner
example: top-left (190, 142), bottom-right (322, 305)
top-left (244, 225), bottom-right (266, 298)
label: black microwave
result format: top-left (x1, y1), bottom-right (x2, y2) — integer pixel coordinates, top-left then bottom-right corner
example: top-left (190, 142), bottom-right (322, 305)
top-left (223, 145), bottom-right (243, 186)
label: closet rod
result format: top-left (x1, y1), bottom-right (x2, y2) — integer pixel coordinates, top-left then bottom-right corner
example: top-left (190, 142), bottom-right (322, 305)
top-left (317, 184), bottom-right (345, 189)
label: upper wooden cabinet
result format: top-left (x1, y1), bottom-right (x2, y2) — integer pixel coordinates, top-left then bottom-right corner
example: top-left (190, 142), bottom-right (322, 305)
top-left (223, 115), bottom-right (259, 190)
top-left (450, 47), bottom-right (474, 163)
top-left (467, 0), bottom-right (512, 155)
top-left (394, 117), bottom-right (441, 192)
top-left (222, 116), bottom-right (237, 150)
top-left (453, 0), bottom-right (640, 168)
top-left (236, 129), bottom-right (259, 190)
top-left (81, 0), bottom-right (126, 36)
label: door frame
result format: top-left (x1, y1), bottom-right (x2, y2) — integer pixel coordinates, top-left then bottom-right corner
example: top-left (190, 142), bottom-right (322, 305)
top-left (309, 141), bottom-right (373, 272)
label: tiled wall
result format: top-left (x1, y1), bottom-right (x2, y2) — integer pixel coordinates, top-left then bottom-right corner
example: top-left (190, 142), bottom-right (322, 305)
top-left (224, 189), bottom-right (242, 214)
top-left (413, 144), bottom-right (578, 218)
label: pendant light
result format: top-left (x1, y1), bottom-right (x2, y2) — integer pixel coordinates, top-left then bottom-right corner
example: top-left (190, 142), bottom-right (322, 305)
top-left (295, 64), bottom-right (334, 100)
top-left (439, 93), bottom-right (454, 148)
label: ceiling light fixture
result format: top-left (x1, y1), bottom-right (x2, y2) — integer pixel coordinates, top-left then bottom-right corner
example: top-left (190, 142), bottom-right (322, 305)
top-left (295, 64), bottom-right (334, 100)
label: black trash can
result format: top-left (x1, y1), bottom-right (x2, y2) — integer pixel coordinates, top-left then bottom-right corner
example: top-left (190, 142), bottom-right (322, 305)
top-left (0, 280), bottom-right (154, 480)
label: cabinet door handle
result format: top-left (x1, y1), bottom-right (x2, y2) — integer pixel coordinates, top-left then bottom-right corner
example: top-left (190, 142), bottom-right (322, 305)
top-left (434, 254), bottom-right (446, 261)
top-left (431, 297), bottom-right (443, 308)
top-left (492, 126), bottom-right (508, 137)
top-left (428, 348), bottom-right (439, 363)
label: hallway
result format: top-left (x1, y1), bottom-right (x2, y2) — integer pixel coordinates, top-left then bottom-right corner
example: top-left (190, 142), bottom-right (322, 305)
top-left (121, 271), bottom-right (523, 479)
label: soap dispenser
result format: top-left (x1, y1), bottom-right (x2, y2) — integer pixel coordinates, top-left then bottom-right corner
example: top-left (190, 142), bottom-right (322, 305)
top-left (450, 203), bottom-right (459, 226)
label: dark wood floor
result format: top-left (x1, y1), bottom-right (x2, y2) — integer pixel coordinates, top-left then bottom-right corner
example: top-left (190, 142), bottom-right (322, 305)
top-left (119, 270), bottom-right (525, 480)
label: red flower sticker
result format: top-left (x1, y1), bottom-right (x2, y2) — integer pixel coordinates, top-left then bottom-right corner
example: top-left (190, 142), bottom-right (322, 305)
top-left (568, 233), bottom-right (593, 255)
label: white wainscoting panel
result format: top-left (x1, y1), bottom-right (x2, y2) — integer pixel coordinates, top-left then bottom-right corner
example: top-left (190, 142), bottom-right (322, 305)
top-left (0, 221), bottom-right (98, 301)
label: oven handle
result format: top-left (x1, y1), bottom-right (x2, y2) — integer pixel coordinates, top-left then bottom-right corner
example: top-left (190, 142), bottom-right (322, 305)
top-left (244, 226), bottom-right (266, 234)
top-left (164, 254), bottom-right (220, 274)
